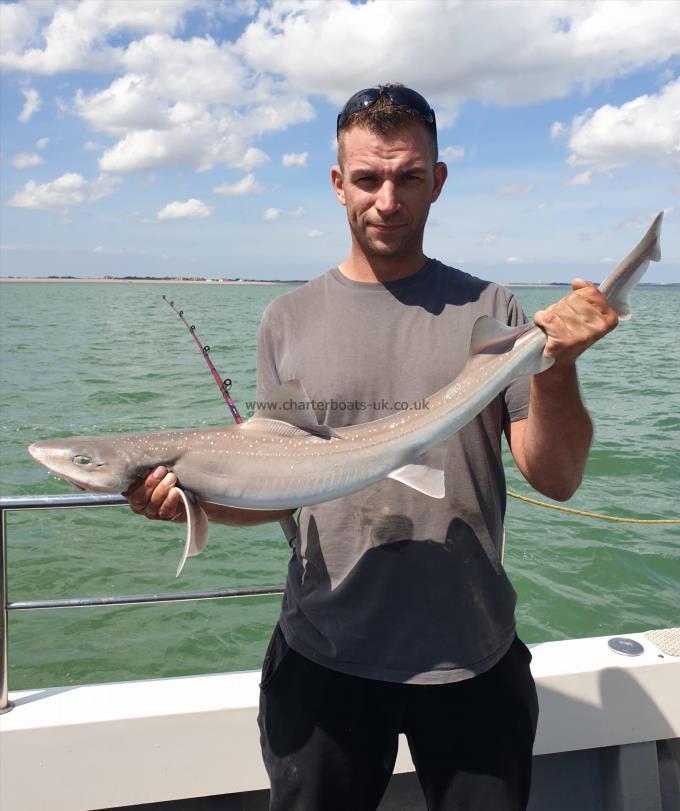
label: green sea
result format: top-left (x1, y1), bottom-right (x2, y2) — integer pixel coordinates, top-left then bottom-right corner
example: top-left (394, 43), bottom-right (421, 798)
top-left (1, 280), bottom-right (678, 690)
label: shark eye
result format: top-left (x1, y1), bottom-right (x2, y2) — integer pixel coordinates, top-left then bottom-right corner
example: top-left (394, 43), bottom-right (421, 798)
top-left (72, 455), bottom-right (92, 466)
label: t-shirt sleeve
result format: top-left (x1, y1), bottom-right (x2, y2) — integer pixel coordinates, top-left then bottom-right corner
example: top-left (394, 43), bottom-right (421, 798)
top-left (504, 293), bottom-right (531, 422)
top-left (256, 304), bottom-right (282, 404)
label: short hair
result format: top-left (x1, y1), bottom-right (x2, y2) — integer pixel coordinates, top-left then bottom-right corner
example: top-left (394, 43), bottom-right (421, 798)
top-left (337, 83), bottom-right (439, 166)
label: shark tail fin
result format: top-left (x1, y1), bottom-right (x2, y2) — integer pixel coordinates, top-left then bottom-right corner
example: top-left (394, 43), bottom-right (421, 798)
top-left (600, 211), bottom-right (664, 322)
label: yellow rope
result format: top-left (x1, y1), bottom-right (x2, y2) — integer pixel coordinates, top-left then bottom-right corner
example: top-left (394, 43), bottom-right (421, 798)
top-left (506, 490), bottom-right (680, 524)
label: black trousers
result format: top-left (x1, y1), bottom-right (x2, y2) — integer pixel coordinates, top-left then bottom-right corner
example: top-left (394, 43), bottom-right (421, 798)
top-left (258, 626), bottom-right (538, 811)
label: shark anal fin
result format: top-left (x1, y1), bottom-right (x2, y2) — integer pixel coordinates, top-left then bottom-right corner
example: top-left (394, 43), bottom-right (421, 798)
top-left (388, 464), bottom-right (445, 498)
top-left (174, 486), bottom-right (209, 577)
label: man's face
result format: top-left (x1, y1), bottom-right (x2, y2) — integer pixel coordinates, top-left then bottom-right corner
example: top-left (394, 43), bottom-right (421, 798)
top-left (331, 123), bottom-right (447, 261)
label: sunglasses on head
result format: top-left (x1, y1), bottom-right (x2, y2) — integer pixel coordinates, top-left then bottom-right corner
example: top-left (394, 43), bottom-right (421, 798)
top-left (336, 86), bottom-right (437, 138)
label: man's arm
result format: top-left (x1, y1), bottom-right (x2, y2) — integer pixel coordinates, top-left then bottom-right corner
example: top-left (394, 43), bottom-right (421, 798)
top-left (506, 279), bottom-right (618, 502)
top-left (123, 466), bottom-right (295, 526)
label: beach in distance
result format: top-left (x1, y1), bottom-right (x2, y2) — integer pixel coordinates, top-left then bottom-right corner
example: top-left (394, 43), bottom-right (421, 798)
top-left (0, 276), bottom-right (293, 285)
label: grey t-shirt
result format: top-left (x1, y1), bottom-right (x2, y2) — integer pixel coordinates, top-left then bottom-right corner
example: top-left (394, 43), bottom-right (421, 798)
top-left (256, 259), bottom-right (530, 684)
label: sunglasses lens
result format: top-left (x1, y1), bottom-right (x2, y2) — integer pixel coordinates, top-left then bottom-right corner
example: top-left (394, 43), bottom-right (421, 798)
top-left (337, 86), bottom-right (435, 136)
top-left (384, 88), bottom-right (434, 124)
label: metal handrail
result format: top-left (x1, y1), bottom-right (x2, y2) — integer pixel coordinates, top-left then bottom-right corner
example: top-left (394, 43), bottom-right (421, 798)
top-left (0, 493), bottom-right (285, 714)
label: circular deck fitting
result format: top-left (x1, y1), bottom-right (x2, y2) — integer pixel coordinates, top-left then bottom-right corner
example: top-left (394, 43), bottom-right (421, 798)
top-left (607, 636), bottom-right (644, 656)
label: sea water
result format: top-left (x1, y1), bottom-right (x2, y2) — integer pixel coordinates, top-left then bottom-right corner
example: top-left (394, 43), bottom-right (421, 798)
top-left (0, 281), bottom-right (678, 689)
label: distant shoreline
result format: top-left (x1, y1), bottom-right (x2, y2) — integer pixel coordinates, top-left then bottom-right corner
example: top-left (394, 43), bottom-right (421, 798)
top-left (1, 277), bottom-right (677, 288)
top-left (0, 277), bottom-right (301, 285)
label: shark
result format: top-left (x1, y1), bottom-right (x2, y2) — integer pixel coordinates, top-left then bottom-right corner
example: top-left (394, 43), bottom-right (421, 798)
top-left (28, 212), bottom-right (664, 575)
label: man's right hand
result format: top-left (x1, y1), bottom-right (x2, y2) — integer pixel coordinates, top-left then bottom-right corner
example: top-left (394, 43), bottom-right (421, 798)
top-left (123, 467), bottom-right (295, 527)
top-left (123, 466), bottom-right (186, 523)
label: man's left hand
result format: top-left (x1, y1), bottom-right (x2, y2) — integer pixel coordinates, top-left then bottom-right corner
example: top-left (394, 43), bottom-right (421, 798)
top-left (533, 278), bottom-right (619, 368)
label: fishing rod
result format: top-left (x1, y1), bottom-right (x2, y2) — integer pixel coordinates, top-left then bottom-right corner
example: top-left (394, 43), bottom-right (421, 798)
top-left (162, 295), bottom-right (298, 547)
top-left (162, 295), bottom-right (242, 424)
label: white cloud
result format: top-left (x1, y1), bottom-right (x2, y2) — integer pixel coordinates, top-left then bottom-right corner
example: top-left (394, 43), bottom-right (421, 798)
top-left (237, 0), bottom-right (680, 116)
top-left (213, 173), bottom-right (263, 196)
top-left (263, 207), bottom-right (281, 221)
top-left (157, 198), bottom-right (212, 221)
top-left (7, 172), bottom-right (120, 211)
top-left (505, 256), bottom-right (521, 264)
top-left (4, 0), bottom-right (679, 200)
top-left (94, 245), bottom-right (104, 253)
top-left (479, 228), bottom-right (501, 246)
top-left (11, 152), bottom-right (44, 169)
top-left (656, 67), bottom-right (675, 85)
top-left (0, 2), bottom-right (44, 56)
top-left (64, 29), bottom-right (313, 175)
top-left (550, 121), bottom-right (565, 141)
top-left (18, 88), bottom-right (41, 122)
top-left (307, 229), bottom-right (323, 238)
top-left (120, 34), bottom-right (247, 105)
top-left (1, 1), bottom-right (193, 74)
top-left (35, 137), bottom-right (50, 150)
top-left (282, 151), bottom-right (308, 167)
top-left (497, 184), bottom-right (534, 197)
top-left (440, 145), bottom-right (464, 161)
top-left (564, 169), bottom-right (594, 187)
top-left (290, 206), bottom-right (304, 219)
top-left (564, 79), bottom-right (680, 176)
top-left (73, 67), bottom-right (308, 174)
top-left (84, 140), bottom-right (102, 151)
top-left (96, 121), bottom-right (271, 173)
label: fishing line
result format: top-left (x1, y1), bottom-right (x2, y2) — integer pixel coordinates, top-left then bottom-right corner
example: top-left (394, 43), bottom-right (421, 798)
top-left (507, 490), bottom-right (680, 524)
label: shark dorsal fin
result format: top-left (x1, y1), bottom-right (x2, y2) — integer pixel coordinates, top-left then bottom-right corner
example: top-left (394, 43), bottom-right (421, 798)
top-left (469, 317), bottom-right (533, 355)
top-left (251, 380), bottom-right (342, 439)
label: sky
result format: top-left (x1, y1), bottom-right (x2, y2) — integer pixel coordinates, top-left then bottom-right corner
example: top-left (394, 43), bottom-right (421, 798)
top-left (1, 0), bottom-right (679, 283)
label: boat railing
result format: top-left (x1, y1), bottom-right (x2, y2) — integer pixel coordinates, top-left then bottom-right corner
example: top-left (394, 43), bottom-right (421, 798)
top-left (0, 493), bottom-right (285, 714)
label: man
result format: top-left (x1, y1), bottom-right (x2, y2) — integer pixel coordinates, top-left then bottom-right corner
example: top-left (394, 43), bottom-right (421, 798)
top-left (125, 85), bottom-right (618, 810)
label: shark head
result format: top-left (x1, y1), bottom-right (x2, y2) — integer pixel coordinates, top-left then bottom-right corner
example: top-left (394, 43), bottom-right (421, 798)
top-left (28, 436), bottom-right (139, 493)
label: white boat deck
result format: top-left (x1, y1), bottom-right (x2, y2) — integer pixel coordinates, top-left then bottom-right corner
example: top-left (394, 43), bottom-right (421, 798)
top-left (1, 631), bottom-right (679, 810)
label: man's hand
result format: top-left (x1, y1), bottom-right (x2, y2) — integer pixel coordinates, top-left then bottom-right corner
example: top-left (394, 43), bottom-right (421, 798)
top-left (123, 466), bottom-right (186, 523)
top-left (123, 467), bottom-right (296, 527)
top-left (533, 278), bottom-right (619, 369)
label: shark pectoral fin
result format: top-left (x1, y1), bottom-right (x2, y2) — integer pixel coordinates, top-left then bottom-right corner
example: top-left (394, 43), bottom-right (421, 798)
top-left (469, 317), bottom-right (533, 355)
top-left (388, 464), bottom-right (446, 498)
top-left (173, 486), bottom-right (209, 578)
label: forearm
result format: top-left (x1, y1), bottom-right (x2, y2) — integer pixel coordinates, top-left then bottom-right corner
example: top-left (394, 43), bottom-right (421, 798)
top-left (520, 363), bottom-right (593, 501)
top-left (201, 502), bottom-right (296, 527)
